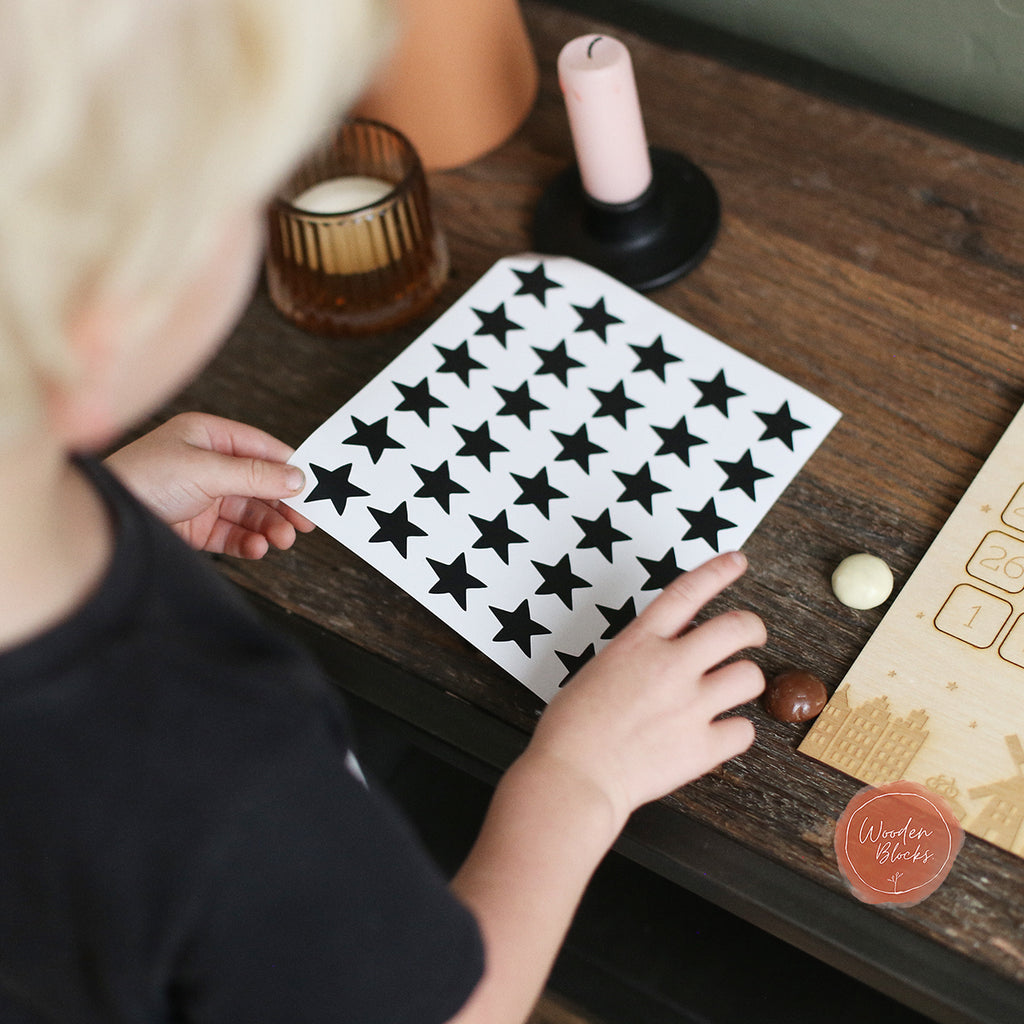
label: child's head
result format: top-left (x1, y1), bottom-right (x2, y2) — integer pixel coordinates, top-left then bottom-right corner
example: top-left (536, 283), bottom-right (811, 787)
top-left (0, 0), bottom-right (391, 446)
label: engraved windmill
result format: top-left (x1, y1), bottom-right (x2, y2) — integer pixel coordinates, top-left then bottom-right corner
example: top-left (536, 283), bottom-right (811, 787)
top-left (968, 735), bottom-right (1024, 852)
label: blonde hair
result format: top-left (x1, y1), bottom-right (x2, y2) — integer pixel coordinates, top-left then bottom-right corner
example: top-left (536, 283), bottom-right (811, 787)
top-left (0, 0), bottom-right (391, 439)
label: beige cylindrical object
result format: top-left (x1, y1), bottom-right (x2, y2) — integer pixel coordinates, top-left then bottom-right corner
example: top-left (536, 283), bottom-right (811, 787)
top-left (353, 0), bottom-right (539, 170)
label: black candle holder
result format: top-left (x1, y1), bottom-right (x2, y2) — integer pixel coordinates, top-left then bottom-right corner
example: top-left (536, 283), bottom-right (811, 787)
top-left (532, 147), bottom-right (719, 292)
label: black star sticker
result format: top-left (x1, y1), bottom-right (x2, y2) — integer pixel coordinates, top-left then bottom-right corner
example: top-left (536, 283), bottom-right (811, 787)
top-left (692, 369), bottom-right (745, 416)
top-left (597, 597), bottom-right (637, 639)
top-left (553, 424), bottom-right (606, 473)
top-left (455, 421), bottom-right (508, 470)
top-left (495, 382), bottom-right (547, 427)
top-left (678, 498), bottom-right (737, 553)
top-left (304, 463), bottom-right (368, 517)
top-left (343, 415), bottom-right (404, 464)
top-left (513, 262), bottom-right (563, 306)
top-left (574, 509), bottom-right (630, 562)
top-left (573, 297), bottom-right (623, 341)
top-left (435, 340), bottom-right (485, 386)
top-left (630, 335), bottom-right (681, 381)
top-left (756, 400), bottom-right (810, 450)
top-left (532, 554), bottom-right (592, 609)
top-left (473, 303), bottom-right (523, 347)
top-left (716, 449), bottom-right (772, 500)
top-left (557, 644), bottom-right (597, 686)
top-left (412, 461), bottom-right (468, 513)
top-left (652, 415), bottom-right (707, 465)
top-left (471, 510), bottom-right (528, 564)
top-left (393, 377), bottom-right (447, 424)
top-left (638, 549), bottom-right (684, 591)
top-left (512, 467), bottom-right (567, 519)
top-left (533, 340), bottom-right (584, 387)
top-left (427, 553), bottom-right (486, 610)
top-left (367, 501), bottom-right (427, 557)
top-left (590, 380), bottom-right (642, 427)
top-left (614, 463), bottom-right (670, 514)
top-left (490, 599), bottom-right (551, 656)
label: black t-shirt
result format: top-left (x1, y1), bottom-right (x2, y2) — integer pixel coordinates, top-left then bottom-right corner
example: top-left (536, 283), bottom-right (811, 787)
top-left (0, 458), bottom-right (483, 1023)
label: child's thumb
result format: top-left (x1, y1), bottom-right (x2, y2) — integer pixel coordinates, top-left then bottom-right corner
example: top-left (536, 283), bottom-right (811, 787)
top-left (216, 453), bottom-right (305, 500)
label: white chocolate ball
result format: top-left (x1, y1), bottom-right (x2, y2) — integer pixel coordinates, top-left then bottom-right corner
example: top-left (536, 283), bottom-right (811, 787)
top-left (831, 553), bottom-right (894, 609)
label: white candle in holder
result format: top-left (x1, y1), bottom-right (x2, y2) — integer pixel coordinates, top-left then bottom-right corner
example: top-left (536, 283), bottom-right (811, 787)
top-left (290, 176), bottom-right (399, 275)
top-left (266, 118), bottom-right (447, 335)
top-left (292, 176), bottom-right (393, 214)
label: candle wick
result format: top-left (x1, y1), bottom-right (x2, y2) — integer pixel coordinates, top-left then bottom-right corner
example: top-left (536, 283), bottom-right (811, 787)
top-left (586, 35), bottom-right (603, 59)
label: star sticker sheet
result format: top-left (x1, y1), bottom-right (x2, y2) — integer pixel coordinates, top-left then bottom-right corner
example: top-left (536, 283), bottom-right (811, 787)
top-left (286, 255), bottom-right (840, 702)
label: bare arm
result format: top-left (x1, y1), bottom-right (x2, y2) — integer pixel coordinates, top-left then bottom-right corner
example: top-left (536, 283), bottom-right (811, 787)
top-left (446, 551), bottom-right (766, 1024)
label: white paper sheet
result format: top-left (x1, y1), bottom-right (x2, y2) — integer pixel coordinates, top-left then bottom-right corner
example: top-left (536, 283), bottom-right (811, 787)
top-left (286, 255), bottom-right (840, 701)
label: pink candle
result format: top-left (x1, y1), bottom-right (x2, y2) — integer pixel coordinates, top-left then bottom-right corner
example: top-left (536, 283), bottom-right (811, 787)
top-left (557, 34), bottom-right (653, 206)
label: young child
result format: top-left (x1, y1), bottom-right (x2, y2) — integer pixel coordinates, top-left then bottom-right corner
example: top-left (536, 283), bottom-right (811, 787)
top-left (0, 2), bottom-right (767, 1022)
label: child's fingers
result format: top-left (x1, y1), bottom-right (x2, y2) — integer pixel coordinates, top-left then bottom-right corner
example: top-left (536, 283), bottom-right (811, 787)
top-left (281, 504), bottom-right (317, 533)
top-left (202, 519), bottom-right (270, 559)
top-left (185, 450), bottom-right (305, 503)
top-left (228, 455), bottom-right (306, 501)
top-left (677, 607), bottom-right (767, 672)
top-left (706, 714), bottom-right (757, 763)
top-left (702, 658), bottom-right (765, 712)
top-left (187, 412), bottom-right (297, 465)
top-left (173, 413), bottom-right (304, 501)
top-left (635, 552), bottom-right (748, 640)
top-left (221, 496), bottom-right (300, 551)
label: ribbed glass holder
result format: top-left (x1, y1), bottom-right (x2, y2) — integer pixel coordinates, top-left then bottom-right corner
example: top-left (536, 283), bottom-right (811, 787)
top-left (266, 119), bottom-right (448, 336)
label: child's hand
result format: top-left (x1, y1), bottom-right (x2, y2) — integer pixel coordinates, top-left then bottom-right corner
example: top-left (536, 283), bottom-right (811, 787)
top-left (105, 412), bottom-right (314, 558)
top-left (526, 551), bottom-right (765, 831)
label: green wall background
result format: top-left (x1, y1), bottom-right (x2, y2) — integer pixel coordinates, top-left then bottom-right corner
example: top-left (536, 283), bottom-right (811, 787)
top-left (622, 0), bottom-right (1024, 132)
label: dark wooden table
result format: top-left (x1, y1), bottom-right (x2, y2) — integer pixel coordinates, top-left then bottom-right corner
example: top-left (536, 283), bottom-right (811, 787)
top-left (157, 3), bottom-right (1024, 1020)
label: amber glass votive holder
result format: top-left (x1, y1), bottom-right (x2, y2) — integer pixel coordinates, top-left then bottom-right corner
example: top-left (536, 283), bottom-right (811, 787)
top-left (265, 119), bottom-right (448, 336)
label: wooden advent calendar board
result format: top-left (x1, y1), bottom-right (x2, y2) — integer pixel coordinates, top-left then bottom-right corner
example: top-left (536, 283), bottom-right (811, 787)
top-left (800, 404), bottom-right (1024, 858)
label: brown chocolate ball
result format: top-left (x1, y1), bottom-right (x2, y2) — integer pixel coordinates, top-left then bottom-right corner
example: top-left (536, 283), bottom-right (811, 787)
top-left (764, 668), bottom-right (828, 723)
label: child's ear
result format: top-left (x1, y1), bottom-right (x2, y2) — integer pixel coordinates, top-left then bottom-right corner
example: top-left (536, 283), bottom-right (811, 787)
top-left (49, 299), bottom-right (122, 451)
